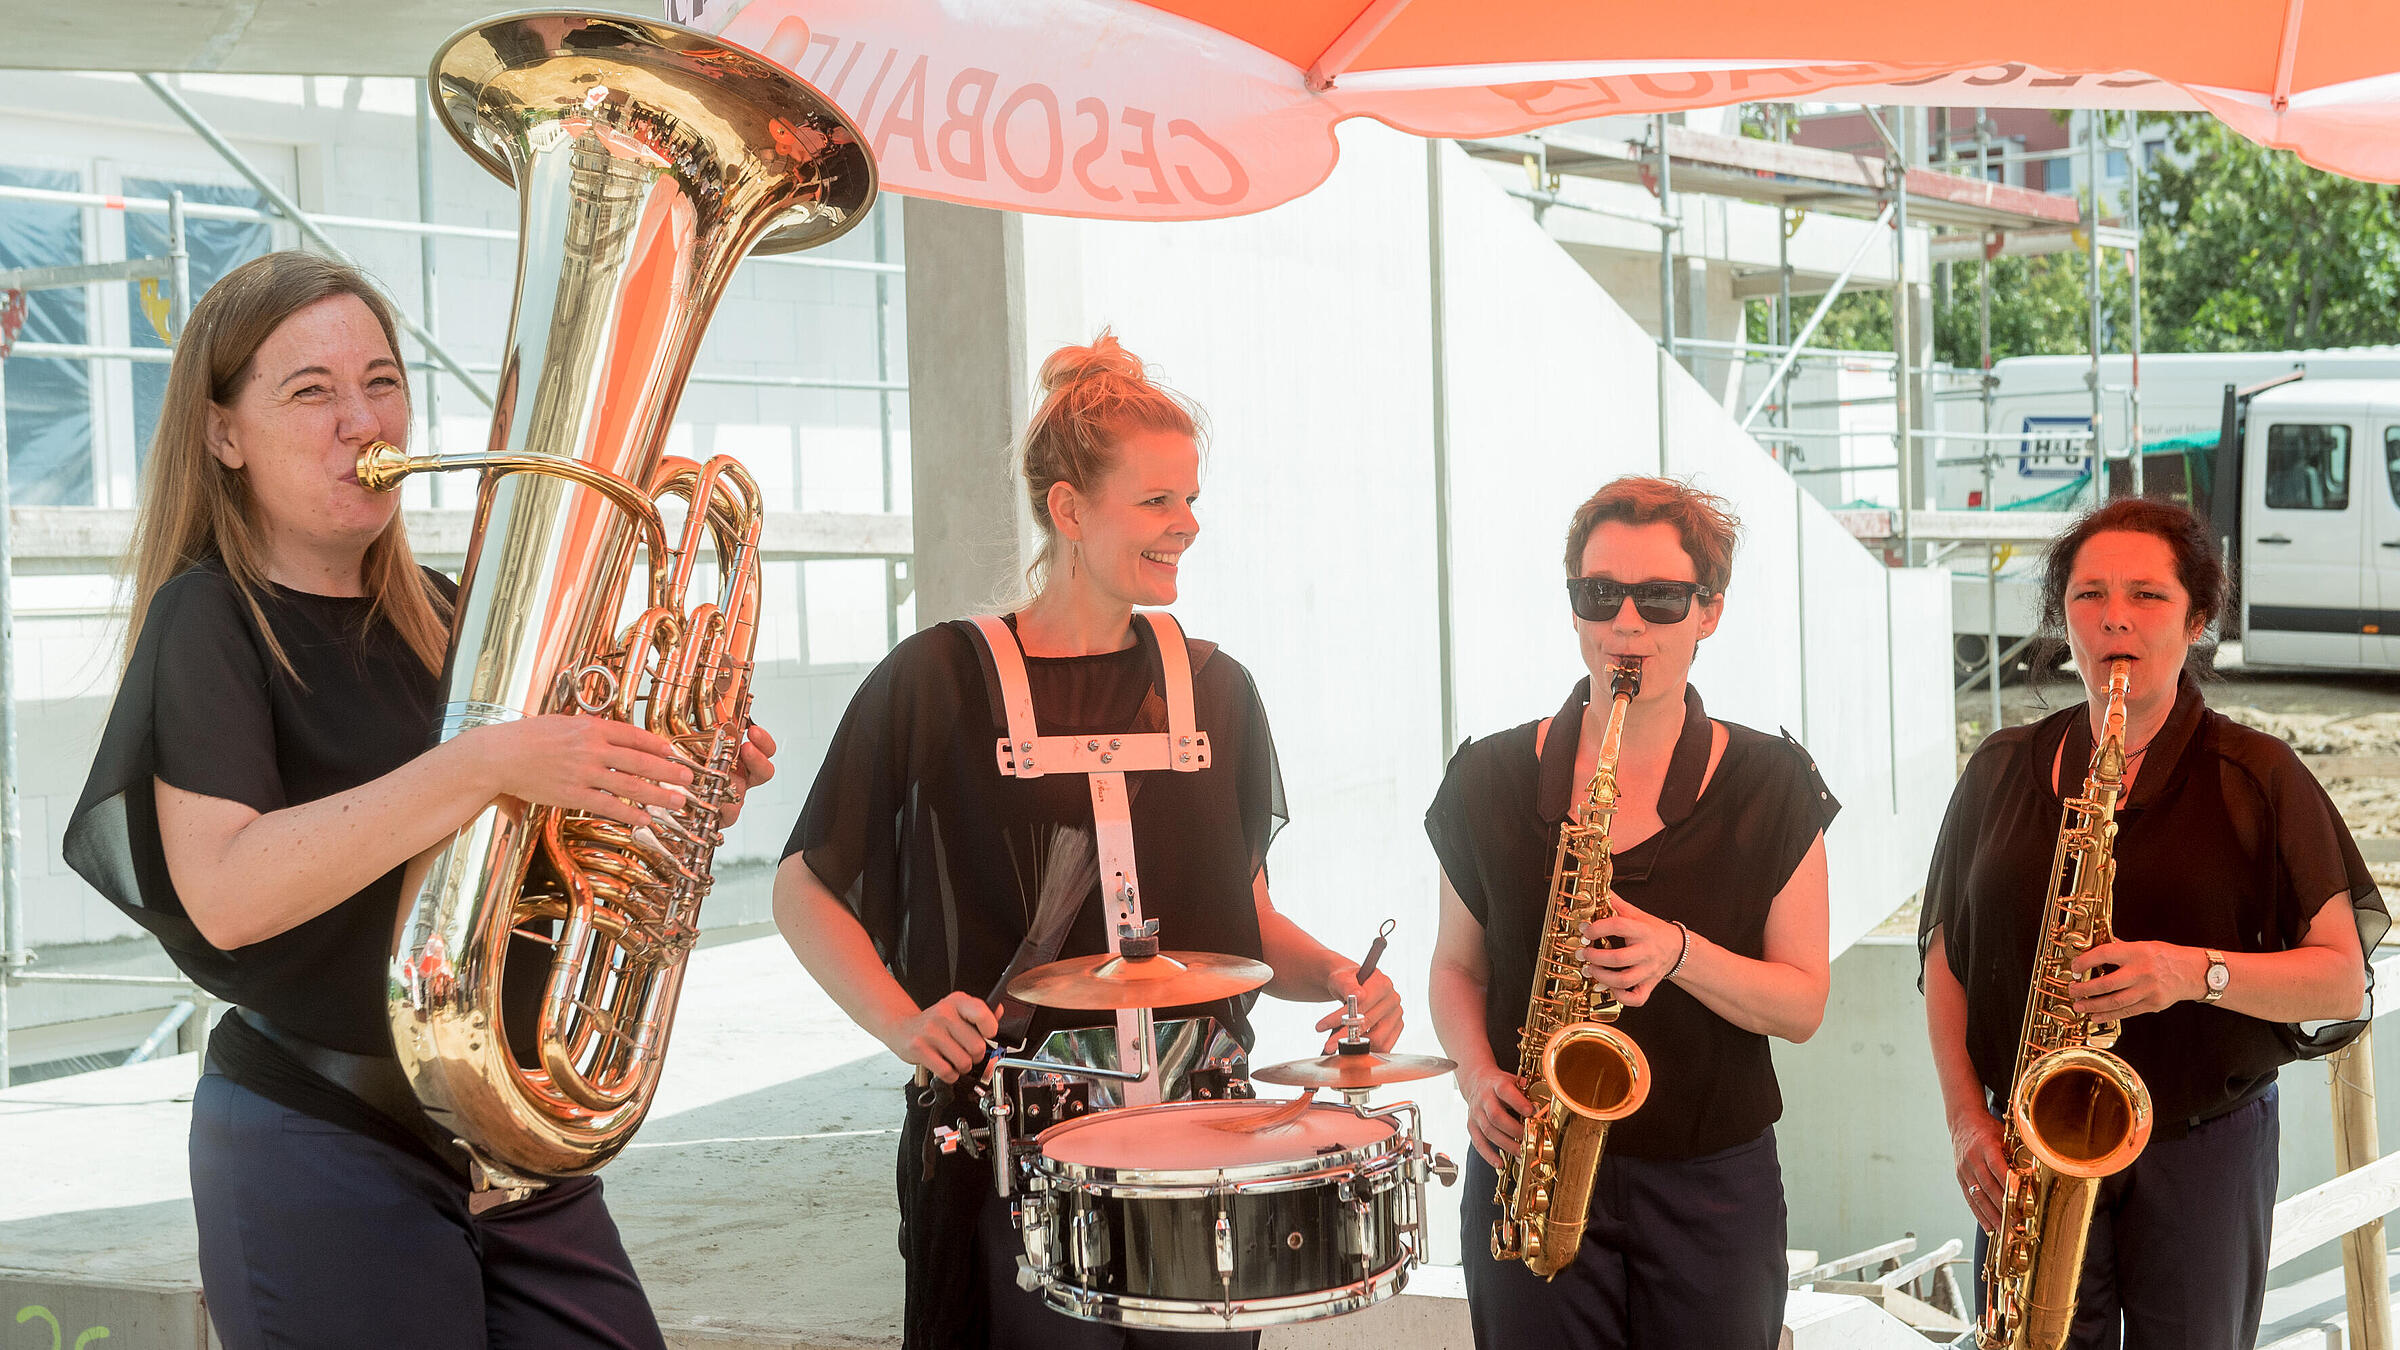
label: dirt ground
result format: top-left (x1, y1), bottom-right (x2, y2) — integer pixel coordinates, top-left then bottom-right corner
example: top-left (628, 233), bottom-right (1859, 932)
top-left (1874, 655), bottom-right (2400, 936)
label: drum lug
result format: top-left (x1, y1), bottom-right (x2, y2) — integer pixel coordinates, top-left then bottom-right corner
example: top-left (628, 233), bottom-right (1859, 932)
top-left (1070, 1205), bottom-right (1112, 1278)
top-left (1214, 1211), bottom-right (1234, 1279)
top-left (1428, 1150), bottom-right (1460, 1187)
top-left (1018, 1192), bottom-right (1055, 1277)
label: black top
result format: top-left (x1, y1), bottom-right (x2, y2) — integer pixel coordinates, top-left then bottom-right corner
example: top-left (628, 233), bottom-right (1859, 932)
top-left (1425, 679), bottom-right (1839, 1161)
top-left (785, 616), bottom-right (1284, 1049)
top-left (64, 559), bottom-right (458, 1161)
top-left (1918, 669), bottom-right (2390, 1136)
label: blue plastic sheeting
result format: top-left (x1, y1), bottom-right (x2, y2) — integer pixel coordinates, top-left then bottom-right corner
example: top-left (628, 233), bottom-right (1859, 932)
top-left (0, 166), bottom-right (93, 505)
top-left (124, 178), bottom-right (270, 473)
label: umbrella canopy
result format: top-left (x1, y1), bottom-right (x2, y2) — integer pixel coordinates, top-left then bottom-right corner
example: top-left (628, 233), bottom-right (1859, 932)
top-left (695, 0), bottom-right (2400, 219)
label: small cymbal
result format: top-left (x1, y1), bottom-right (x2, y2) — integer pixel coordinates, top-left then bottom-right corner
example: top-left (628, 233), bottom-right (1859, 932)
top-left (1252, 1049), bottom-right (1458, 1091)
top-left (1007, 949), bottom-right (1273, 1010)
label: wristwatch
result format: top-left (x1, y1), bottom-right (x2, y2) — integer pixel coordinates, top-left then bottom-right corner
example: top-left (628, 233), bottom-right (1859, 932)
top-left (2201, 948), bottom-right (2231, 1004)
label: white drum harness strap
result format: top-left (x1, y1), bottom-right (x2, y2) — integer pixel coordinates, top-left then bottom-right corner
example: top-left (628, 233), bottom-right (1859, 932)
top-left (963, 612), bottom-right (1210, 1106)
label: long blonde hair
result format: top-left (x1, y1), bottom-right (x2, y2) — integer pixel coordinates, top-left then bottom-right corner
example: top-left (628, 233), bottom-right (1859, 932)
top-left (123, 251), bottom-right (450, 677)
top-left (1016, 329), bottom-right (1203, 596)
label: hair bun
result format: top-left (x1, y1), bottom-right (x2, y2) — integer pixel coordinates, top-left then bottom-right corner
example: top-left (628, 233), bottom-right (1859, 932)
top-left (1038, 328), bottom-right (1145, 394)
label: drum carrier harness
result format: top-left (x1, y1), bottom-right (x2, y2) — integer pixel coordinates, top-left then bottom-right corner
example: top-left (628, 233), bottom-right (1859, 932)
top-left (932, 611), bottom-right (1251, 1183)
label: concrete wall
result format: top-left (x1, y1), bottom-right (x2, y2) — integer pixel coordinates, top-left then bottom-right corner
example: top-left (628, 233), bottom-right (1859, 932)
top-left (1781, 938), bottom-right (2394, 1285)
top-left (928, 125), bottom-right (1954, 1262)
top-left (0, 74), bottom-right (903, 1007)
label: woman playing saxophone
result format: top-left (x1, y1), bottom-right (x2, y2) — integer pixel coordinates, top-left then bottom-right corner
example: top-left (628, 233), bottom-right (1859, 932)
top-left (1425, 476), bottom-right (1838, 1350)
top-left (1921, 497), bottom-right (2385, 1349)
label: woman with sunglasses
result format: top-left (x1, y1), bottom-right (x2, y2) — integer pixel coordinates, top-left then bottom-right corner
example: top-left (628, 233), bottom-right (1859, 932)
top-left (1921, 497), bottom-right (2381, 1348)
top-left (1425, 475), bottom-right (1837, 1350)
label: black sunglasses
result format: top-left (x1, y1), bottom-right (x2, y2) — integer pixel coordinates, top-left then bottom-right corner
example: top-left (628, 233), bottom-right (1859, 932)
top-left (1566, 577), bottom-right (1716, 625)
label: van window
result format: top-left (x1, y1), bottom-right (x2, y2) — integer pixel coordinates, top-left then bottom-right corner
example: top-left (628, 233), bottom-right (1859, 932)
top-left (2264, 424), bottom-right (2351, 510)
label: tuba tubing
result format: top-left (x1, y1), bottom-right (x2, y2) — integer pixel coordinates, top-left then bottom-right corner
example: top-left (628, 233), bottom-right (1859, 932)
top-left (370, 10), bottom-right (875, 1187)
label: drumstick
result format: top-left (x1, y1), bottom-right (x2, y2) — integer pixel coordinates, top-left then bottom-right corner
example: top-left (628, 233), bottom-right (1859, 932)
top-left (1205, 1088), bottom-right (1319, 1133)
top-left (1355, 918), bottom-right (1396, 984)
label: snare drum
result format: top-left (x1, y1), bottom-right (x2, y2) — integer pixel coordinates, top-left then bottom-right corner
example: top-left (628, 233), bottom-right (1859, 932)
top-left (1014, 1099), bottom-right (1429, 1329)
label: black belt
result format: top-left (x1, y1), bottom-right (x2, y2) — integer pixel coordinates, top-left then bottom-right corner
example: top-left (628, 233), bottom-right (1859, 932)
top-left (236, 1008), bottom-right (476, 1180)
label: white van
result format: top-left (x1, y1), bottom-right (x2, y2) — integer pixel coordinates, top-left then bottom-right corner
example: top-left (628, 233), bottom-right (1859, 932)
top-left (2231, 379), bottom-right (2400, 670)
top-left (1933, 347), bottom-right (2400, 511)
top-left (1950, 374), bottom-right (2400, 675)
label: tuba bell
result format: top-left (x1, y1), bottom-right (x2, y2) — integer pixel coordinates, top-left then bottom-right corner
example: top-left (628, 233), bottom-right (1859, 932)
top-left (362, 9), bottom-right (876, 1188)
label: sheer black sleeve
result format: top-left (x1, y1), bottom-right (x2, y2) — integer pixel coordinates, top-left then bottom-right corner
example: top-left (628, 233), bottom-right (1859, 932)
top-left (151, 572), bottom-right (285, 813)
top-left (782, 630), bottom-right (945, 965)
top-left (62, 566), bottom-right (280, 985)
top-left (1425, 737), bottom-right (1491, 925)
top-left (1918, 734), bottom-right (2005, 991)
top-left (2254, 741), bottom-right (2390, 1056)
top-left (1219, 657), bottom-right (1287, 881)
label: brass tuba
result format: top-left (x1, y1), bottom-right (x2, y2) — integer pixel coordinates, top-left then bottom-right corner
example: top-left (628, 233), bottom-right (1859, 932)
top-left (1493, 659), bottom-right (1654, 1277)
top-left (1979, 658), bottom-right (2154, 1349)
top-left (362, 10), bottom-right (875, 1188)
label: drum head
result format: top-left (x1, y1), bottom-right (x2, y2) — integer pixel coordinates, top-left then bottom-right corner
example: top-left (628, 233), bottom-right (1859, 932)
top-left (1039, 1099), bottom-right (1396, 1173)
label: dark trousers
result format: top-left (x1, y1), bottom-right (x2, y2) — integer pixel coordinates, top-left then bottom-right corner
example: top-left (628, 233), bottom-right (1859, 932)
top-left (974, 1188), bottom-right (1259, 1350)
top-left (1976, 1085), bottom-right (2279, 1350)
top-left (1460, 1127), bottom-right (1788, 1350)
top-left (190, 1068), bottom-right (665, 1350)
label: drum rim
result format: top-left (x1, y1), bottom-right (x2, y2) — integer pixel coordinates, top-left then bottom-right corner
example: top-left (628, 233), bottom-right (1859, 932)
top-left (1035, 1251), bottom-right (1413, 1329)
top-left (1031, 1099), bottom-right (1402, 1188)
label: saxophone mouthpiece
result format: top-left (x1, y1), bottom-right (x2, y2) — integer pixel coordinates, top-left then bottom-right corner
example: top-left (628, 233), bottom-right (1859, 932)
top-left (1609, 657), bottom-right (1644, 700)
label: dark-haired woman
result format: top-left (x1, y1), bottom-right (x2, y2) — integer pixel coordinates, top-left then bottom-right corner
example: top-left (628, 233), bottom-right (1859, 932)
top-left (1920, 496), bottom-right (2385, 1348)
top-left (770, 332), bottom-right (1402, 1350)
top-left (63, 252), bottom-right (771, 1348)
top-left (1426, 475), bottom-right (1838, 1350)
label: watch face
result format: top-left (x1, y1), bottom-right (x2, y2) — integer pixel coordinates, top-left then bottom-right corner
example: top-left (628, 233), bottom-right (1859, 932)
top-left (2207, 963), bottom-right (2231, 991)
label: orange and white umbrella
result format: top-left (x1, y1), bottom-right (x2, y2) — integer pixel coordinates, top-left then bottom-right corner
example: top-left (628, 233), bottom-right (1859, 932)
top-left (690, 0), bottom-right (2400, 219)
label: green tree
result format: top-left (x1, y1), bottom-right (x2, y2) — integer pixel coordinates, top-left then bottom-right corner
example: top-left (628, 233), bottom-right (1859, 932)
top-left (2140, 114), bottom-right (2400, 351)
top-left (1747, 113), bottom-right (2400, 361)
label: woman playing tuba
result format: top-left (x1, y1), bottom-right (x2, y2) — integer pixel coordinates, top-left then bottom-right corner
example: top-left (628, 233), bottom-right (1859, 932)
top-left (62, 252), bottom-right (771, 1349)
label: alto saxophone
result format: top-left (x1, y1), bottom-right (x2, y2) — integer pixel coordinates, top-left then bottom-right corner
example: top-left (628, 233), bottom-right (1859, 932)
top-left (363, 12), bottom-right (875, 1187)
top-left (1493, 659), bottom-right (1655, 1277)
top-left (1980, 658), bottom-right (2155, 1349)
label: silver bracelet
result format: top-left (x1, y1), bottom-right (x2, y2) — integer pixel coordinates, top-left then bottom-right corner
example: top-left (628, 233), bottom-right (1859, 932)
top-left (1666, 921), bottom-right (1693, 981)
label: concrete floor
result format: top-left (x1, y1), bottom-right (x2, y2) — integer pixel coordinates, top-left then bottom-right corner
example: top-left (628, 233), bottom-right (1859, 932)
top-left (0, 935), bottom-right (1498, 1348)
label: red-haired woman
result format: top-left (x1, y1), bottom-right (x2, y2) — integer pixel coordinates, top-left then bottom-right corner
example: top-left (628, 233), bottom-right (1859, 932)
top-left (64, 251), bottom-right (771, 1349)
top-left (773, 332), bottom-right (1402, 1349)
top-left (1921, 496), bottom-right (2384, 1347)
top-left (1426, 475), bottom-right (1837, 1350)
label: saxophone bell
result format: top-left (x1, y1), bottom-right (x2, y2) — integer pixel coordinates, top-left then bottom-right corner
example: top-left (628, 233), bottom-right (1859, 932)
top-left (1980, 656), bottom-right (2151, 1348)
top-left (1495, 655), bottom-right (1653, 1277)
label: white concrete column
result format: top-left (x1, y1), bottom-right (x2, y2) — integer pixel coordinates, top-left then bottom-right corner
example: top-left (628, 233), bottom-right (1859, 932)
top-left (899, 198), bottom-right (1093, 624)
top-left (899, 198), bottom-right (1035, 625)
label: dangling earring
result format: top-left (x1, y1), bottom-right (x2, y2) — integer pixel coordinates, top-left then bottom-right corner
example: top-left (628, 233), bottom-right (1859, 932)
top-left (1069, 540), bottom-right (1081, 580)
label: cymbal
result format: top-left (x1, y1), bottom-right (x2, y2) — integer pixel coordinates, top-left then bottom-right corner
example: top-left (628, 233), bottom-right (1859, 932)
top-left (1007, 949), bottom-right (1274, 1010)
top-left (1252, 1048), bottom-right (1458, 1091)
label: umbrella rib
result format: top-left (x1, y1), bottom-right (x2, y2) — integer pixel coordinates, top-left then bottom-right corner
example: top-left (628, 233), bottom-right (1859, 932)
top-left (2271, 0), bottom-right (2306, 112)
top-left (1305, 0), bottom-right (1416, 92)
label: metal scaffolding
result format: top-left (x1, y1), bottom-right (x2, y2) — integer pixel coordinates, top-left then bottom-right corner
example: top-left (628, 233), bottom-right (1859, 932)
top-left (0, 75), bottom-right (915, 1087)
top-left (1465, 104), bottom-right (2148, 735)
